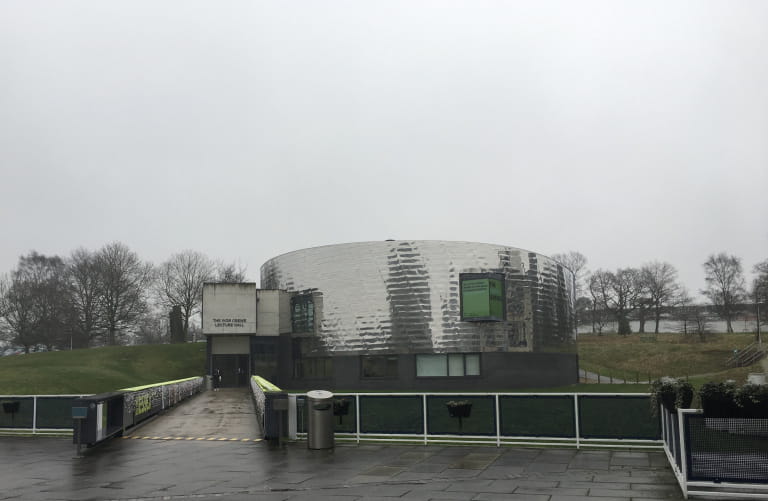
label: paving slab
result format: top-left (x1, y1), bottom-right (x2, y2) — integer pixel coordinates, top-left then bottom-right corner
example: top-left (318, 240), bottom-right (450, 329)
top-left (0, 434), bottom-right (685, 500)
top-left (128, 387), bottom-right (262, 440)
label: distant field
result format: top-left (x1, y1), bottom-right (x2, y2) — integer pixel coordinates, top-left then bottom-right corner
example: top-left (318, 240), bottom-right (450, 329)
top-left (577, 332), bottom-right (763, 384)
top-left (0, 343), bottom-right (206, 394)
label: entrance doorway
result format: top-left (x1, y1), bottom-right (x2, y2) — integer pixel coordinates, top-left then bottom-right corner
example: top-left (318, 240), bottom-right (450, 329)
top-left (211, 354), bottom-right (250, 387)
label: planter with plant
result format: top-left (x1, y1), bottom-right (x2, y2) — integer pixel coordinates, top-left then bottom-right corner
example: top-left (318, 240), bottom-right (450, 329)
top-left (650, 378), bottom-right (695, 420)
top-left (445, 400), bottom-right (472, 430)
top-left (699, 382), bottom-right (739, 418)
top-left (333, 398), bottom-right (350, 424)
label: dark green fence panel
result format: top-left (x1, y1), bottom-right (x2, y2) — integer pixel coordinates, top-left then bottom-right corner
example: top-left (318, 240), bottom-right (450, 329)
top-left (296, 396), bottom-right (306, 434)
top-left (500, 395), bottom-right (575, 437)
top-left (579, 395), bottom-right (660, 440)
top-left (36, 397), bottom-right (77, 429)
top-left (0, 397), bottom-right (34, 428)
top-left (427, 396), bottom-right (496, 435)
top-left (296, 396), bottom-right (358, 434)
top-left (360, 396), bottom-right (423, 434)
top-left (332, 396), bottom-right (357, 433)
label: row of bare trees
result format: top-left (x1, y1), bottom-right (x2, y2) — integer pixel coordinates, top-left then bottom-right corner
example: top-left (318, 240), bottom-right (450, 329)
top-left (0, 243), bottom-right (246, 352)
top-left (553, 251), bottom-right (768, 336)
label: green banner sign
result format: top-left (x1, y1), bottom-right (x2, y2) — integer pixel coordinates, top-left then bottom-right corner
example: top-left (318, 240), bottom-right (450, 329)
top-left (461, 275), bottom-right (505, 321)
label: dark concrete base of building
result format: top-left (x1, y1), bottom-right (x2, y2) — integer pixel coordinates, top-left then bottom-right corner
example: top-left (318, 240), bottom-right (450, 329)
top-left (274, 350), bottom-right (579, 392)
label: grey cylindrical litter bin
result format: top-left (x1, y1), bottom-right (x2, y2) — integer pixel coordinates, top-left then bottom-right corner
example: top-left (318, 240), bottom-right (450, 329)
top-left (306, 390), bottom-right (334, 449)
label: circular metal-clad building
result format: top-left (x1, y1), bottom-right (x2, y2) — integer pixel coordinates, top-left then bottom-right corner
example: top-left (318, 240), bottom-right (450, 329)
top-left (261, 240), bottom-right (577, 390)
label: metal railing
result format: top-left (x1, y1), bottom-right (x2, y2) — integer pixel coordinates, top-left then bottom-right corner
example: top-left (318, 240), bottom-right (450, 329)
top-left (725, 341), bottom-right (767, 368)
top-left (0, 395), bottom-right (87, 435)
top-left (287, 392), bottom-right (662, 449)
top-left (661, 406), bottom-right (768, 499)
top-left (122, 377), bottom-right (204, 428)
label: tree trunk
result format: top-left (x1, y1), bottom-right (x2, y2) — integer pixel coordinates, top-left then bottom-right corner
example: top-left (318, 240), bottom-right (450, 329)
top-left (618, 314), bottom-right (632, 335)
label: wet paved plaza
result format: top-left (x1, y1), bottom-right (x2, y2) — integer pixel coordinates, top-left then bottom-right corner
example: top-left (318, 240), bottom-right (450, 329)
top-left (0, 436), bottom-right (683, 500)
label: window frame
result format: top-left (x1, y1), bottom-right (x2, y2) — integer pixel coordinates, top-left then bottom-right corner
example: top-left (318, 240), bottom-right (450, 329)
top-left (415, 353), bottom-right (482, 378)
top-left (294, 357), bottom-right (333, 379)
top-left (291, 293), bottom-right (315, 333)
top-left (360, 355), bottom-right (400, 379)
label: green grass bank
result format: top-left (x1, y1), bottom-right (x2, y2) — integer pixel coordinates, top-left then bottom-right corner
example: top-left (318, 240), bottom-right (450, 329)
top-left (1, 332), bottom-right (763, 395)
top-left (578, 332), bottom-right (764, 385)
top-left (0, 343), bottom-right (206, 394)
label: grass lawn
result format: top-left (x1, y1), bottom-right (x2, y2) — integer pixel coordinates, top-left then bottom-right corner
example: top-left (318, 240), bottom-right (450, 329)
top-left (577, 332), bottom-right (763, 385)
top-left (0, 343), bottom-right (206, 394)
top-left (2, 331), bottom-right (764, 395)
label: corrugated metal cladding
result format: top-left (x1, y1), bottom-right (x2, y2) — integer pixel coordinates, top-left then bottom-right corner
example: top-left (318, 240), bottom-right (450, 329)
top-left (260, 241), bottom-right (575, 356)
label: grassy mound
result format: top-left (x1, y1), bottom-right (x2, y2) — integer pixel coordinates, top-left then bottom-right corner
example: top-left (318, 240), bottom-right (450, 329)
top-left (0, 343), bottom-right (206, 394)
top-left (578, 332), bottom-right (762, 385)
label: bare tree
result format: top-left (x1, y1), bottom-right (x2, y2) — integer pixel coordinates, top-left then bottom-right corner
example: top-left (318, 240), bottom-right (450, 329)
top-left (702, 253), bottom-right (745, 334)
top-left (754, 259), bottom-right (768, 296)
top-left (134, 309), bottom-right (169, 345)
top-left (753, 258), bottom-right (768, 337)
top-left (590, 268), bottom-right (641, 335)
top-left (96, 242), bottom-right (154, 345)
top-left (552, 251), bottom-right (588, 333)
top-left (641, 261), bottom-right (681, 334)
top-left (676, 288), bottom-right (709, 341)
top-left (156, 250), bottom-right (215, 343)
top-left (217, 260), bottom-right (248, 283)
top-left (0, 252), bottom-right (71, 352)
top-left (552, 251), bottom-right (588, 296)
top-left (67, 248), bottom-right (103, 347)
top-left (587, 271), bottom-right (609, 334)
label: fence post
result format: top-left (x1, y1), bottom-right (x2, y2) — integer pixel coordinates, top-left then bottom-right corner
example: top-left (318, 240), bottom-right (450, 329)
top-left (422, 394), bottom-right (428, 445)
top-left (287, 395), bottom-right (297, 440)
top-left (677, 409), bottom-right (689, 499)
top-left (495, 394), bottom-right (501, 447)
top-left (32, 396), bottom-right (38, 434)
top-left (355, 394), bottom-right (360, 445)
top-left (573, 394), bottom-right (580, 449)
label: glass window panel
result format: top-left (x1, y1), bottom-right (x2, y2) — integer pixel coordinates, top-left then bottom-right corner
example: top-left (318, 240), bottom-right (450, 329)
top-left (465, 354), bottom-right (480, 376)
top-left (362, 355), bottom-right (398, 378)
top-left (417, 354), bottom-right (446, 376)
top-left (448, 353), bottom-right (464, 376)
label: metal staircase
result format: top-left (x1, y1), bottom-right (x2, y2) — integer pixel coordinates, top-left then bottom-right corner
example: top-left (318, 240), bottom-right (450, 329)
top-left (725, 341), bottom-right (767, 368)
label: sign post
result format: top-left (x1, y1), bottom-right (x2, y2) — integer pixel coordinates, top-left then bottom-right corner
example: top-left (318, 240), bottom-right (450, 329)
top-left (72, 406), bottom-right (88, 457)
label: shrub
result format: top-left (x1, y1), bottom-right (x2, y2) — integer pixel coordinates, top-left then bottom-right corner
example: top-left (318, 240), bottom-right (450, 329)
top-left (735, 384), bottom-right (768, 418)
top-left (699, 381), bottom-right (739, 418)
top-left (675, 380), bottom-right (694, 409)
top-left (650, 379), bottom-right (677, 415)
top-left (651, 378), bottom-right (695, 416)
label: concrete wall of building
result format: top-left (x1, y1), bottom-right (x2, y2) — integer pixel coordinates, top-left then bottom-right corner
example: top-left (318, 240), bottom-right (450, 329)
top-left (210, 335), bottom-right (250, 354)
top-left (202, 283), bottom-right (257, 335)
top-left (273, 340), bottom-right (577, 391)
top-left (256, 290), bottom-right (282, 335)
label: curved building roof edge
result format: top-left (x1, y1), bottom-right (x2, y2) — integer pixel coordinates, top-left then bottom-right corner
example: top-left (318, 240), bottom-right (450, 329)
top-left (261, 240), bottom-right (557, 266)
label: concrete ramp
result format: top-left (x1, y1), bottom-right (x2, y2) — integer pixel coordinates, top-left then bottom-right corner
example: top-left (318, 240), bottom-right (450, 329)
top-left (125, 388), bottom-right (263, 442)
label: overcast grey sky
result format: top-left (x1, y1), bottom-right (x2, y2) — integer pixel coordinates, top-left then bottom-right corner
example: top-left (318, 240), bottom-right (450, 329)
top-left (1, 1), bottom-right (766, 298)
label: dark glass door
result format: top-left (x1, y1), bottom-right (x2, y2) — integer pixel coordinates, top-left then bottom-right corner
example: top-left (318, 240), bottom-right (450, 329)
top-left (212, 354), bottom-right (250, 387)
